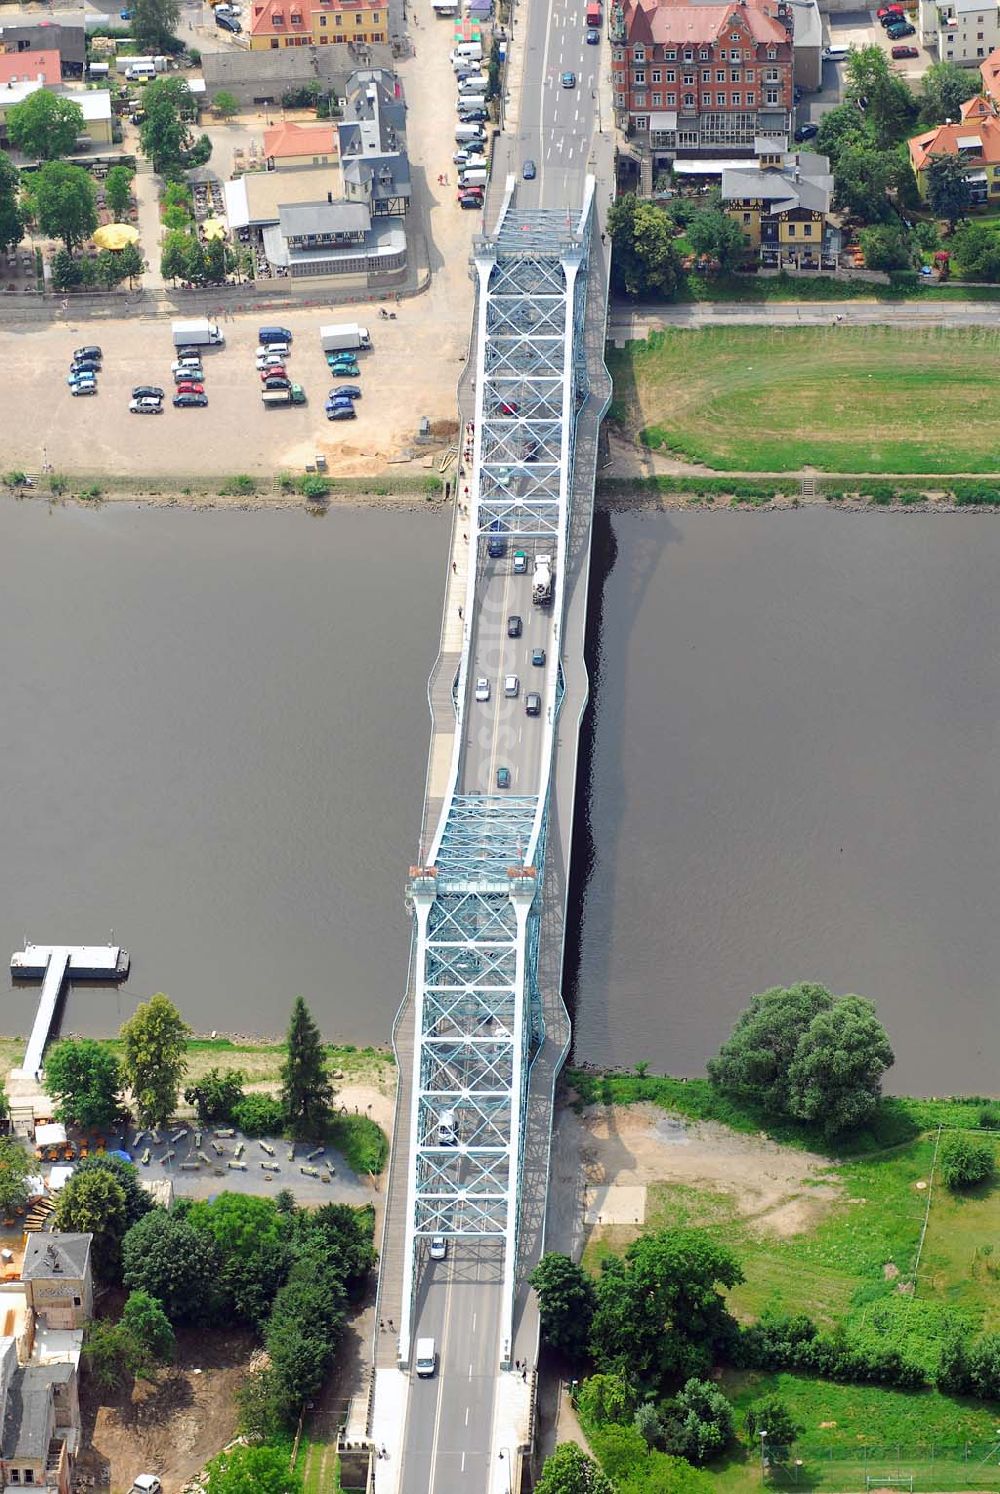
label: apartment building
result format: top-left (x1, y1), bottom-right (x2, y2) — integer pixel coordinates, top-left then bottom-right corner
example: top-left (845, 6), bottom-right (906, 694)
top-left (249, 0), bottom-right (388, 50)
top-left (918, 0), bottom-right (1000, 66)
top-left (610, 0), bottom-right (794, 161)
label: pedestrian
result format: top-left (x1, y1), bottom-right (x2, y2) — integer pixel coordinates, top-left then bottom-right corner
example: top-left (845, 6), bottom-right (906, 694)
top-left (522, 1368), bottom-right (527, 1382)
top-left (452, 560), bottom-right (457, 573)
top-left (388, 1319), bottom-right (394, 1332)
top-left (458, 606), bottom-right (463, 619)
top-left (382, 1446), bottom-right (388, 1460)
top-left (379, 1319), bottom-right (385, 1332)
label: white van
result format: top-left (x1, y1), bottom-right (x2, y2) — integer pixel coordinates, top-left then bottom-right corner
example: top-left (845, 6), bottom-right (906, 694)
top-left (451, 42), bottom-right (483, 62)
top-left (415, 1338), bottom-right (437, 1377)
top-left (460, 168), bottom-right (489, 187)
top-left (125, 60), bottom-right (157, 81)
top-left (461, 74), bottom-right (488, 93)
top-left (823, 43), bottom-right (850, 59)
top-left (458, 92), bottom-right (487, 110)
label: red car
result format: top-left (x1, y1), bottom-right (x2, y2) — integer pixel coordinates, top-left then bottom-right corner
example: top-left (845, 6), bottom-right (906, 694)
top-left (175, 381), bottom-right (205, 395)
top-left (260, 366), bottom-right (287, 382)
top-left (877, 4), bottom-right (904, 15)
top-left (891, 42), bottom-right (918, 55)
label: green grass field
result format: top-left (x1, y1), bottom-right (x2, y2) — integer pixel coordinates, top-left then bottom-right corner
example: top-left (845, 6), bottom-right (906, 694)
top-left (609, 326), bottom-right (1000, 473)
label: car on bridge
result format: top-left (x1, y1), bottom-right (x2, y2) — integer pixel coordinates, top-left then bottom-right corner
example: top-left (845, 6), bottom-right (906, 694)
top-left (526, 692), bottom-right (542, 716)
top-left (429, 1235), bottom-right (448, 1260)
top-left (561, 70), bottom-right (577, 87)
top-left (532, 647), bottom-right (546, 666)
top-left (475, 677), bottom-right (491, 702)
top-left (586, 26), bottom-right (600, 41)
top-left (513, 550), bottom-right (528, 573)
top-left (504, 674), bottom-right (519, 698)
top-left (508, 615), bottom-right (522, 637)
top-left (522, 159), bottom-right (536, 179)
top-left (496, 766), bottom-right (511, 788)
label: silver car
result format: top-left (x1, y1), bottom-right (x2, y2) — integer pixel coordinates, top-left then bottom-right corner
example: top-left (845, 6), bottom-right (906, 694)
top-left (475, 677), bottom-right (490, 702)
top-left (429, 1235), bottom-right (448, 1260)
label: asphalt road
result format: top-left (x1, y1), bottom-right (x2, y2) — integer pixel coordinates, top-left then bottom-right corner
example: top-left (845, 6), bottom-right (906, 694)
top-left (608, 300), bottom-right (1000, 329)
top-left (397, 0), bottom-right (602, 1484)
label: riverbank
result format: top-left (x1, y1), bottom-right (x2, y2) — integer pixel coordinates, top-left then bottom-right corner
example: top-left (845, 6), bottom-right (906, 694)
top-left (0, 473), bottom-right (449, 512)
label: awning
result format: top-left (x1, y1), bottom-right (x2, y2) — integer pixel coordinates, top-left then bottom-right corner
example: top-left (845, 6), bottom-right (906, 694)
top-left (649, 110), bottom-right (677, 130)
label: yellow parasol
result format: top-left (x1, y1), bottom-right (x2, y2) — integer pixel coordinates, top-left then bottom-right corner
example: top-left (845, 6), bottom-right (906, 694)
top-left (202, 217), bottom-right (227, 241)
top-left (93, 223), bottom-right (140, 250)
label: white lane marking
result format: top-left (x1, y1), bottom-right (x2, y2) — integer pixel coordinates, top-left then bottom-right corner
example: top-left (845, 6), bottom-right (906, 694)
top-left (465, 1406), bottom-right (470, 1425)
top-left (461, 1452), bottom-right (466, 1473)
top-left (426, 1272), bottom-right (457, 1492)
top-left (469, 1362), bottom-right (474, 1380)
top-left (473, 1313), bottom-right (477, 1332)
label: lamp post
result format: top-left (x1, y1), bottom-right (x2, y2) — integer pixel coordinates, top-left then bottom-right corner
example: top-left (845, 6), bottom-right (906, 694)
top-left (498, 1447), bottom-right (513, 1494)
top-left (760, 1429), bottom-right (768, 1484)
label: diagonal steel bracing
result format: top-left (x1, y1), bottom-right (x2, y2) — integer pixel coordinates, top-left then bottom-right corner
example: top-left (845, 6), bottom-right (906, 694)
top-left (398, 180), bottom-right (597, 1370)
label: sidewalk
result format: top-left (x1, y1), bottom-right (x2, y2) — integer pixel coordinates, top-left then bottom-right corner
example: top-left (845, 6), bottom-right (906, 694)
top-left (130, 145), bottom-right (166, 291)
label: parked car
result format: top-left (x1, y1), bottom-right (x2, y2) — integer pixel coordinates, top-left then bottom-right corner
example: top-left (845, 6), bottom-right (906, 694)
top-left (132, 385), bottom-right (163, 400)
top-left (326, 403), bottom-right (356, 420)
top-left (67, 371), bottom-right (96, 387)
top-left (263, 377), bottom-right (291, 391)
top-left (173, 391), bottom-right (208, 407)
top-left (496, 766), bottom-right (511, 788)
top-left (174, 381), bottom-right (205, 395)
top-left (794, 121), bottom-right (819, 141)
top-left (475, 677), bottom-right (490, 702)
top-left (522, 159), bottom-right (536, 179)
top-left (459, 193), bottom-right (482, 209)
top-left (886, 20), bottom-right (915, 35)
top-left (73, 345), bottom-right (102, 362)
top-left (129, 397), bottom-right (163, 413)
top-left (171, 358), bottom-right (202, 374)
top-left (259, 366), bottom-right (287, 382)
top-left (459, 108), bottom-right (488, 122)
top-left (175, 345), bottom-right (204, 360)
top-left (561, 70), bottom-right (576, 87)
top-left (507, 614), bottom-right (522, 638)
top-left (256, 346), bottom-right (289, 364)
top-left (891, 42), bottom-right (919, 55)
top-left (216, 11), bottom-right (242, 30)
top-left (70, 360), bottom-right (100, 376)
top-left (258, 326), bottom-right (292, 344)
top-left (329, 385), bottom-right (361, 399)
top-left (70, 381), bottom-right (98, 395)
top-left (877, 3), bottom-right (904, 14)
top-left (173, 367), bottom-right (203, 384)
top-left (327, 355), bottom-right (359, 370)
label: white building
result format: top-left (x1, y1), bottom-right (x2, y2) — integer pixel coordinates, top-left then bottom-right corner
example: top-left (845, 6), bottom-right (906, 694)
top-left (919, 0), bottom-right (1000, 67)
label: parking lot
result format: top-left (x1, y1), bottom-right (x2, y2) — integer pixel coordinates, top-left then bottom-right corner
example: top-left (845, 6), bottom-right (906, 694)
top-left (823, 7), bottom-right (933, 84)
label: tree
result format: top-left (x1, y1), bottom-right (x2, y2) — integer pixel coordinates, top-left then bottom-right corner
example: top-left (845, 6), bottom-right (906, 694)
top-left (939, 1132), bottom-right (996, 1190)
top-left (0, 151), bottom-right (24, 257)
top-left (280, 996), bottom-right (334, 1137)
top-left (265, 1267), bottom-right (346, 1417)
top-left (686, 208), bottom-right (746, 271)
top-left (708, 983), bottom-right (894, 1135)
top-left (132, 0), bottom-right (180, 52)
top-left (121, 1289), bottom-right (175, 1364)
top-left (832, 143), bottom-right (895, 222)
top-left (295, 1202), bottom-right (377, 1304)
top-left (859, 222), bottom-right (914, 271)
top-left (118, 240), bottom-right (145, 288)
top-left (55, 1166), bottom-right (127, 1280)
top-left (530, 1253), bottom-right (596, 1358)
top-left (204, 1444), bottom-right (303, 1494)
top-left (233, 1092), bottom-right (284, 1136)
top-left (188, 1193), bottom-right (291, 1327)
top-left (950, 219), bottom-right (1000, 280)
top-left (6, 90), bottom-right (84, 162)
top-left (844, 45), bottom-right (917, 147)
top-left (213, 91), bottom-right (240, 119)
top-left (32, 161), bottom-right (97, 253)
top-left (203, 233), bottom-right (229, 285)
top-left (618, 1455), bottom-right (714, 1494)
top-left (139, 79), bottom-right (199, 175)
top-left (103, 163), bottom-right (134, 219)
top-left (671, 1378), bottom-right (734, 1464)
top-left (0, 1138), bottom-right (33, 1218)
top-left (577, 1372), bottom-right (635, 1428)
top-left (815, 102), bottom-right (867, 167)
top-left (43, 1039), bottom-right (127, 1132)
top-left (122, 1207), bottom-right (221, 1322)
top-left (535, 1444), bottom-right (615, 1494)
top-left (160, 227), bottom-right (192, 284)
top-left (183, 1066), bottom-right (245, 1124)
top-left (607, 194), bottom-right (681, 299)
top-left (83, 1319), bottom-right (135, 1390)
top-left (926, 153), bottom-right (972, 231)
top-left (744, 1394), bottom-right (799, 1450)
top-left (590, 1229), bottom-right (742, 1385)
top-left (120, 992), bottom-right (191, 1126)
top-left (634, 1402), bottom-right (664, 1448)
top-left (919, 61), bottom-right (979, 127)
top-left (785, 994), bottom-right (895, 1135)
top-left (97, 248), bottom-right (128, 290)
top-left (74, 1153), bottom-right (153, 1230)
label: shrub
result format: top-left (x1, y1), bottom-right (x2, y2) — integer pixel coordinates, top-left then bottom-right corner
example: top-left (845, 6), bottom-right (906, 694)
top-left (634, 1402), bottom-right (664, 1449)
top-left (4, 470), bottom-right (29, 487)
top-left (939, 1132), bottom-right (996, 1190)
top-left (299, 473), bottom-right (330, 500)
top-left (978, 1104), bottom-right (1000, 1129)
top-left (232, 1092), bottom-right (284, 1137)
top-left (578, 1372), bottom-right (636, 1428)
top-left (671, 1378), bottom-right (734, 1464)
top-left (219, 473), bottom-right (257, 497)
top-left (327, 1113), bottom-right (388, 1175)
top-left (183, 1066), bottom-right (245, 1123)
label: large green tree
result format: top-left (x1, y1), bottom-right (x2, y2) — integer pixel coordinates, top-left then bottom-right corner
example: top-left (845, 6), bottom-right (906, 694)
top-left (607, 194), bottom-right (680, 299)
top-left (293, 1201), bottom-right (377, 1304)
top-left (529, 1252), bottom-right (596, 1358)
top-left (74, 1153), bottom-right (153, 1230)
top-left (590, 1229), bottom-right (742, 1385)
top-left (188, 1193), bottom-right (291, 1327)
top-left (32, 161), bottom-right (97, 253)
top-left (183, 1066), bottom-right (245, 1124)
top-left (844, 44), bottom-right (917, 147)
top-left (120, 992), bottom-right (191, 1126)
top-left (669, 1378), bottom-right (734, 1464)
top-left (6, 90), bottom-right (83, 162)
top-left (122, 1208), bottom-right (221, 1323)
top-left (925, 152), bottom-right (972, 231)
top-left (814, 102), bottom-right (867, 167)
top-left (44, 1039), bottom-right (127, 1132)
top-left (139, 78), bottom-right (205, 176)
top-left (832, 142), bottom-right (896, 222)
top-left (686, 208), bottom-right (746, 272)
top-left (0, 1138), bottom-right (33, 1218)
top-left (0, 151), bottom-right (24, 256)
top-left (919, 61), bottom-right (979, 126)
top-left (121, 1289), bottom-right (175, 1364)
top-left (744, 1394), bottom-right (800, 1451)
top-left (264, 1263), bottom-right (346, 1418)
top-left (280, 996), bottom-right (334, 1137)
top-left (103, 163), bottom-right (135, 219)
top-left (203, 1444), bottom-right (303, 1494)
top-left (54, 1166), bottom-right (127, 1280)
top-left (131, 0), bottom-right (180, 52)
top-left (535, 1444), bottom-right (615, 1494)
top-left (950, 219), bottom-right (1000, 279)
top-left (859, 221), bottom-right (914, 271)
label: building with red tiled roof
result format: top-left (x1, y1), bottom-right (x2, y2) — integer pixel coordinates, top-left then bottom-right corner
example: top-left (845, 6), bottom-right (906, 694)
top-left (263, 121), bottom-right (339, 169)
top-left (609, 0), bottom-right (793, 164)
top-left (0, 49), bottom-right (61, 86)
top-left (249, 0), bottom-right (387, 50)
top-left (909, 93), bottom-right (1000, 202)
top-left (980, 44), bottom-right (1000, 106)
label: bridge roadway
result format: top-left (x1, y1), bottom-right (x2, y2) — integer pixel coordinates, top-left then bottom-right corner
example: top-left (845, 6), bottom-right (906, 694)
top-left (367, 0), bottom-right (614, 1486)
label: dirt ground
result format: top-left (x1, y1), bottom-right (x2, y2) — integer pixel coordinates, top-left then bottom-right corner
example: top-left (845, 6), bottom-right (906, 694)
top-left (546, 1098), bottom-right (841, 1260)
top-left (79, 1324), bottom-right (255, 1494)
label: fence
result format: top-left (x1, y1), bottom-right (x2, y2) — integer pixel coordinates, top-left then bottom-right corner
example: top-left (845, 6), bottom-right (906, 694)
top-left (766, 1440), bottom-right (1000, 1491)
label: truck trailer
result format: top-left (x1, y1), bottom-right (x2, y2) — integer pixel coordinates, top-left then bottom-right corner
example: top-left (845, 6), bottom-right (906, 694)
top-left (585, 1), bottom-right (602, 24)
top-left (532, 554), bottom-right (553, 606)
top-left (262, 384), bottom-right (306, 406)
top-left (319, 323), bottom-right (372, 352)
top-left (171, 318), bottom-right (224, 347)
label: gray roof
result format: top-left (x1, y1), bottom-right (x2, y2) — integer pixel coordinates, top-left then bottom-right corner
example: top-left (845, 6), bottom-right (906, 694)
top-left (278, 199), bottom-right (371, 237)
top-left (341, 152), bottom-right (411, 199)
top-left (22, 1233), bottom-right (91, 1282)
top-left (721, 160), bottom-right (832, 214)
top-left (0, 19), bottom-right (85, 67)
top-left (201, 42), bottom-right (394, 91)
top-left (2, 1364), bottom-right (72, 1461)
top-left (791, 0), bottom-right (822, 49)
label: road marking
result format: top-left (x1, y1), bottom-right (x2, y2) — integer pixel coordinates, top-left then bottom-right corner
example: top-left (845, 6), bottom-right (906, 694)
top-left (426, 1270), bottom-right (457, 1493)
top-left (465, 1406), bottom-right (470, 1425)
top-left (469, 1362), bottom-right (474, 1380)
top-left (473, 1313), bottom-right (477, 1331)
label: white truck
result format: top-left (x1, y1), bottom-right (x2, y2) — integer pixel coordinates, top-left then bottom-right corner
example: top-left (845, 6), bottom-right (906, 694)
top-left (319, 323), bottom-right (372, 352)
top-left (532, 554), bottom-right (553, 606)
top-left (172, 318), bottom-right (224, 347)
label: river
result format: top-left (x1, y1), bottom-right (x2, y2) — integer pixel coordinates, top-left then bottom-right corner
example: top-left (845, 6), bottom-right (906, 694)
top-left (0, 499), bottom-right (994, 1094)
